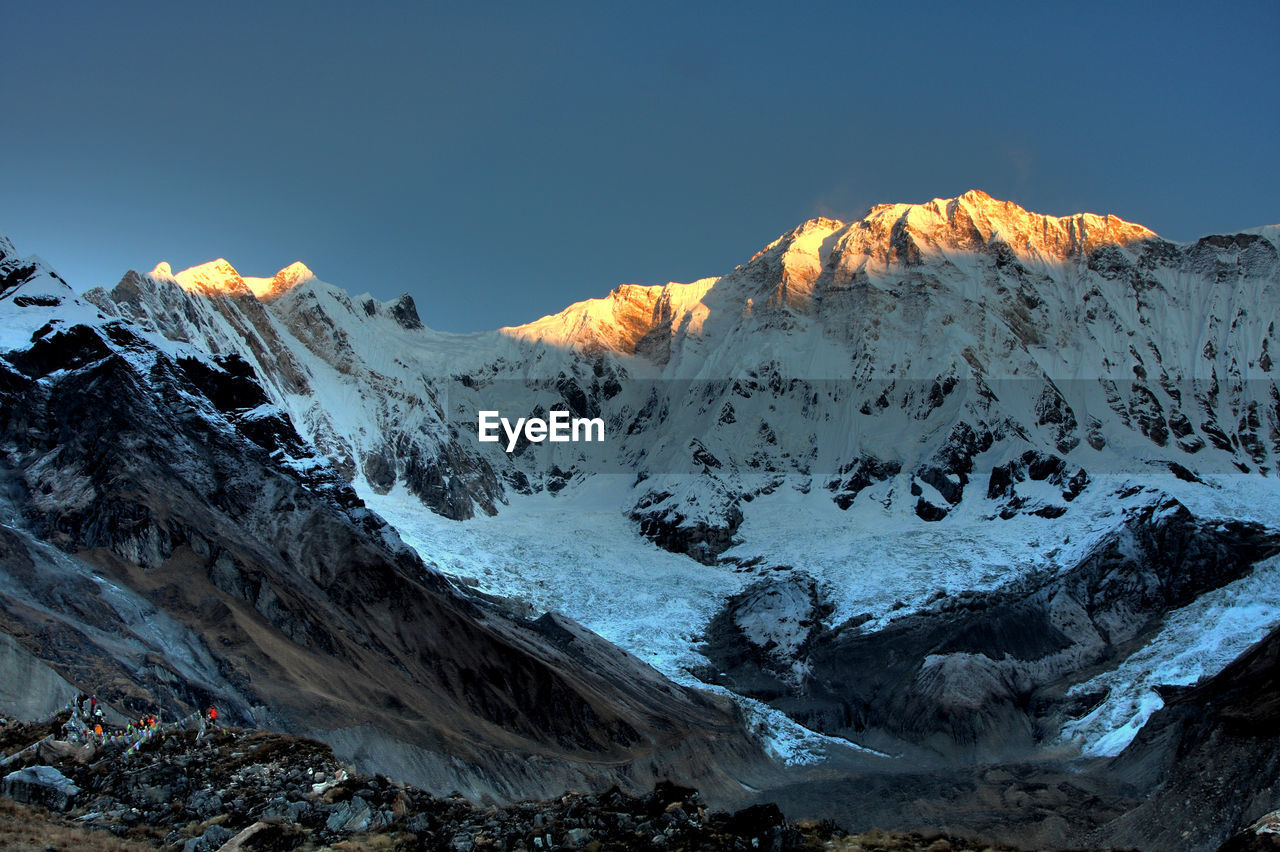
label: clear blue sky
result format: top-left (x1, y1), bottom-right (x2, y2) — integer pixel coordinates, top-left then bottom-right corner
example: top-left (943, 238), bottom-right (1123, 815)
top-left (3, 1), bottom-right (1277, 331)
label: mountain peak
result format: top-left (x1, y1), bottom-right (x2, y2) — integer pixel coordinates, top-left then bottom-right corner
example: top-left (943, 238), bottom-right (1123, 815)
top-left (274, 261), bottom-right (315, 289)
top-left (173, 258), bottom-right (247, 296)
top-left (750, 217), bottom-right (846, 265)
top-left (850, 190), bottom-right (1157, 260)
top-left (165, 258), bottom-right (317, 301)
top-left (250, 261), bottom-right (316, 300)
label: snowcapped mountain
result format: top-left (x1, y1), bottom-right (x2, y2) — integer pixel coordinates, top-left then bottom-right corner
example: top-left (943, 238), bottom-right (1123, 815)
top-left (0, 232), bottom-right (772, 803)
top-left (92, 190), bottom-right (1280, 521)
top-left (84, 190), bottom-right (1280, 716)
top-left (47, 191), bottom-right (1280, 845)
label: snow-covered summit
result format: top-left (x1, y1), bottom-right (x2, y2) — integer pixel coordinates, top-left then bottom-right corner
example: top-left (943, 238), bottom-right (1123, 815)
top-left (258, 261), bottom-right (316, 300)
top-left (171, 257), bottom-right (247, 295)
top-left (0, 230), bottom-right (103, 350)
top-left (503, 278), bottom-right (718, 356)
top-left (850, 188), bottom-right (1156, 259)
top-left (498, 193), bottom-right (1165, 360)
top-left (163, 257), bottom-right (317, 302)
top-left (749, 189), bottom-right (1156, 280)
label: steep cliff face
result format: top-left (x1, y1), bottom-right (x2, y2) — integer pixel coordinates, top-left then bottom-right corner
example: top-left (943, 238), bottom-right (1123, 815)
top-left (0, 234), bottom-right (769, 803)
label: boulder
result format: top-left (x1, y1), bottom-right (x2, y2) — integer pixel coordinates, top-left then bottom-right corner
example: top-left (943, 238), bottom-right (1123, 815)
top-left (181, 823), bottom-right (232, 852)
top-left (2, 764), bottom-right (81, 811)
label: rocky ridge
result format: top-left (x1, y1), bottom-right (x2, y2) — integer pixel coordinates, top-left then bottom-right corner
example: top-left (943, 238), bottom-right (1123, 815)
top-left (87, 192), bottom-right (1280, 549)
top-left (0, 715), bottom-right (1041, 852)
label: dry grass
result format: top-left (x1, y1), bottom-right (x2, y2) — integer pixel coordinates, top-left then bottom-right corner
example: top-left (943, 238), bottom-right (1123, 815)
top-left (0, 798), bottom-right (161, 851)
top-left (820, 826), bottom-right (1029, 851)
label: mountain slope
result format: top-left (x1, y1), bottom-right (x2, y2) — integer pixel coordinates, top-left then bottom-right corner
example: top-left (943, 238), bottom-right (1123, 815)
top-left (0, 233), bottom-right (770, 802)
top-left (77, 193), bottom-right (1280, 844)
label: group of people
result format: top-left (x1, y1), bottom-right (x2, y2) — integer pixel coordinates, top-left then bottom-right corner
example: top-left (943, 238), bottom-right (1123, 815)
top-left (73, 692), bottom-right (106, 736)
top-left (125, 714), bottom-right (160, 735)
top-left (68, 693), bottom-right (220, 742)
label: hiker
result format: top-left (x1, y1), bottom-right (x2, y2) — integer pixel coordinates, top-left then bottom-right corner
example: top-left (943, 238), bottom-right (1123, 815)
top-left (93, 722), bottom-right (103, 737)
top-left (207, 706), bottom-right (218, 726)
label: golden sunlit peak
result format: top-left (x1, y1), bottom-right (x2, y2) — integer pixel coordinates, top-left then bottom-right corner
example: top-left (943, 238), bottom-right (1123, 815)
top-left (245, 262), bottom-right (316, 301)
top-left (162, 258), bottom-right (317, 301)
top-left (849, 190), bottom-right (1158, 260)
top-left (173, 258), bottom-right (246, 296)
top-left (274, 261), bottom-right (314, 288)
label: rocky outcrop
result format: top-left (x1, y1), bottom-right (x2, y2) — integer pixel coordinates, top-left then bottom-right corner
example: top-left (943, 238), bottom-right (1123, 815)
top-left (702, 497), bottom-right (1280, 761)
top-left (0, 716), bottom-right (1045, 852)
top-left (696, 573), bottom-right (832, 696)
top-left (825, 455), bottom-right (901, 510)
top-left (629, 481), bottom-right (744, 565)
top-left (2, 765), bottom-right (80, 812)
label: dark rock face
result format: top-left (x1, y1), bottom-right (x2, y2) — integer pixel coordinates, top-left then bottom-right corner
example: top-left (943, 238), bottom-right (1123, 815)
top-left (385, 293), bottom-right (423, 330)
top-left (630, 489), bottom-right (743, 565)
top-left (986, 451), bottom-right (1089, 518)
top-left (826, 455), bottom-right (901, 510)
top-left (703, 497), bottom-right (1280, 760)
top-left (399, 440), bottom-right (503, 520)
top-left (907, 422), bottom-right (997, 521)
top-left (1095, 619), bottom-right (1280, 851)
top-left (696, 574), bottom-right (833, 699)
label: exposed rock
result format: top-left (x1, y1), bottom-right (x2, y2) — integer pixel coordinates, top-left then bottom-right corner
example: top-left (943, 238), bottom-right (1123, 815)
top-left (827, 455), bottom-right (901, 510)
top-left (704, 497), bottom-right (1280, 760)
top-left (698, 574), bottom-right (833, 696)
top-left (2, 764), bottom-right (79, 811)
top-left (182, 823), bottom-right (232, 852)
top-left (0, 721), bottom-right (844, 851)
